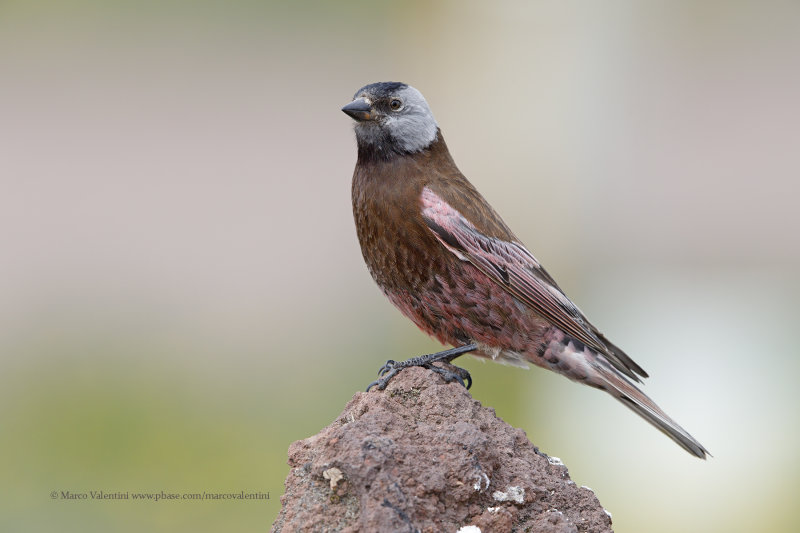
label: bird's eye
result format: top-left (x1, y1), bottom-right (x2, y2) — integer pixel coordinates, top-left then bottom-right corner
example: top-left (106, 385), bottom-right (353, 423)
top-left (389, 99), bottom-right (402, 111)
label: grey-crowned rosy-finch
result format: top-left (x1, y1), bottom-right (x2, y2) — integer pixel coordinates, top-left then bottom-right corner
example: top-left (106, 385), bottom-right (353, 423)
top-left (343, 81), bottom-right (708, 458)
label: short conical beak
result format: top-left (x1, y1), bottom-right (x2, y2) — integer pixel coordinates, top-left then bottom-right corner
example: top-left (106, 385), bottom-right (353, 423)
top-left (341, 98), bottom-right (372, 121)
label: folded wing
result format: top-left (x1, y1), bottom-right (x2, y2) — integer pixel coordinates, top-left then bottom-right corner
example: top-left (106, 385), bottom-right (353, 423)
top-left (420, 186), bottom-right (647, 381)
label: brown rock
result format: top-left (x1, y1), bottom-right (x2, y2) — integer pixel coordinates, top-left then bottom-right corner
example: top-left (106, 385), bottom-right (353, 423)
top-left (271, 366), bottom-right (612, 533)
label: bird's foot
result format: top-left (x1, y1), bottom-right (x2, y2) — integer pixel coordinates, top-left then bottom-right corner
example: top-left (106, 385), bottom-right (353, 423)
top-left (425, 362), bottom-right (473, 389)
top-left (366, 343), bottom-right (477, 392)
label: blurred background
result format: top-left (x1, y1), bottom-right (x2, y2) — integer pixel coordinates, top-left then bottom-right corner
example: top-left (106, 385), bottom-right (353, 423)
top-left (1, 1), bottom-right (798, 531)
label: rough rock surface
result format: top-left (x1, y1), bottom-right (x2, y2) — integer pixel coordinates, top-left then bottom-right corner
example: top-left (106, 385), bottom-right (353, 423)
top-left (272, 366), bottom-right (612, 533)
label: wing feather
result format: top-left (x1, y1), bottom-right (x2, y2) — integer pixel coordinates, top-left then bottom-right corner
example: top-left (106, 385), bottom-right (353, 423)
top-left (421, 186), bottom-right (647, 381)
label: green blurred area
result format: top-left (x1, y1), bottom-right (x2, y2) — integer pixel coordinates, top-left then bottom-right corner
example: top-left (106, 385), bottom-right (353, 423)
top-left (0, 320), bottom-right (534, 531)
top-left (1, 1), bottom-right (799, 532)
top-left (1, 343), bottom-right (283, 531)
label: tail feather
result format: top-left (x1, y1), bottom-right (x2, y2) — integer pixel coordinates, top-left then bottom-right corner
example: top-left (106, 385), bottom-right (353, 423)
top-left (595, 363), bottom-right (710, 459)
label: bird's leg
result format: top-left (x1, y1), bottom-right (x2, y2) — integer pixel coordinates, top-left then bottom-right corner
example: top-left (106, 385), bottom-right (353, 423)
top-left (366, 343), bottom-right (478, 392)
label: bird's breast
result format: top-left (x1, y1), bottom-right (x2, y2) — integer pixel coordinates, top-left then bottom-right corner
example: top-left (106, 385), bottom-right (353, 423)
top-left (351, 160), bottom-right (548, 352)
top-left (352, 163), bottom-right (443, 294)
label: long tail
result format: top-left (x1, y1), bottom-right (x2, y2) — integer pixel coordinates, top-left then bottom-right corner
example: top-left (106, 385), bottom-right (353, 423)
top-left (593, 362), bottom-right (710, 459)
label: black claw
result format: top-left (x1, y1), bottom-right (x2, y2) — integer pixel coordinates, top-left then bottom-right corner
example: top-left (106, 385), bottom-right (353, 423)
top-left (366, 367), bottom-right (400, 392)
top-left (424, 364), bottom-right (462, 387)
top-left (377, 360), bottom-right (397, 377)
top-left (425, 363), bottom-right (472, 389)
top-left (453, 365), bottom-right (472, 390)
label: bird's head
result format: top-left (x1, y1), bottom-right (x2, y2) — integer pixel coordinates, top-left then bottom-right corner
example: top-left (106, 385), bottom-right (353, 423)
top-left (342, 82), bottom-right (438, 155)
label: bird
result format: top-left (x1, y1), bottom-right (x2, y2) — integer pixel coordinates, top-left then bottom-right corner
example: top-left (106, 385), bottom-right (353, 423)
top-left (342, 81), bottom-right (709, 459)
